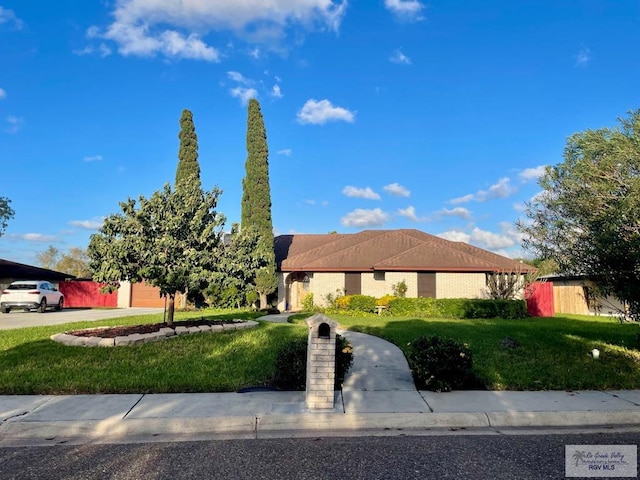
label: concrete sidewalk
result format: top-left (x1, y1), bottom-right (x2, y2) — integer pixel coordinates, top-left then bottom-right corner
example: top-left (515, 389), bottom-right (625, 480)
top-left (2, 390), bottom-right (640, 445)
top-left (2, 317), bottom-right (640, 445)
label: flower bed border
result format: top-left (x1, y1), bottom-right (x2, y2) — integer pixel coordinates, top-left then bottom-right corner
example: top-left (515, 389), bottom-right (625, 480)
top-left (50, 320), bottom-right (259, 347)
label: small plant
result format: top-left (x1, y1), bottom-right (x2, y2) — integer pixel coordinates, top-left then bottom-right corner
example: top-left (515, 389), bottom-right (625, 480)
top-left (302, 293), bottom-right (314, 311)
top-left (272, 334), bottom-right (354, 390)
top-left (407, 335), bottom-right (475, 392)
top-left (392, 280), bottom-right (408, 298)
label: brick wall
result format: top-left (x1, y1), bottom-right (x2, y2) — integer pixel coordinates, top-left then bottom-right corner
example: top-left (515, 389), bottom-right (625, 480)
top-left (309, 273), bottom-right (345, 307)
top-left (436, 272), bottom-right (487, 299)
top-left (360, 272), bottom-right (418, 298)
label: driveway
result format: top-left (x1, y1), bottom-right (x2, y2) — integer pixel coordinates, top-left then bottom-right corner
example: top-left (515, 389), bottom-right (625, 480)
top-left (0, 308), bottom-right (164, 330)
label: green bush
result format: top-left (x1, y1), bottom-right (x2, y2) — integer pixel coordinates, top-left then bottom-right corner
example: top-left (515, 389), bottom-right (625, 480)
top-left (388, 297), bottom-right (526, 319)
top-left (347, 295), bottom-right (376, 313)
top-left (302, 293), bottom-right (314, 311)
top-left (272, 334), bottom-right (354, 390)
top-left (408, 335), bottom-right (474, 392)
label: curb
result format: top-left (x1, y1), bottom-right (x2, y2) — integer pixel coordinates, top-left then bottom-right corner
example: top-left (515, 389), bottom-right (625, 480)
top-left (3, 410), bottom-right (640, 443)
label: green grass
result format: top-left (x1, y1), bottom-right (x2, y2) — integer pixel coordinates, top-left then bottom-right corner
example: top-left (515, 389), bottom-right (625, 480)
top-left (319, 313), bottom-right (640, 391)
top-left (0, 309), bottom-right (306, 395)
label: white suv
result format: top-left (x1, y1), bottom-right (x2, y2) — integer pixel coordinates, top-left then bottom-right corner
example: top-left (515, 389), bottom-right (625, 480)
top-left (0, 281), bottom-right (64, 313)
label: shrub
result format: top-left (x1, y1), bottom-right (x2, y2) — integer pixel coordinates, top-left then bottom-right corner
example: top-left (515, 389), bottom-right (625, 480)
top-left (335, 295), bottom-right (351, 310)
top-left (347, 295), bottom-right (376, 313)
top-left (302, 293), bottom-right (314, 311)
top-left (272, 339), bottom-right (307, 390)
top-left (388, 297), bottom-right (526, 319)
top-left (272, 334), bottom-right (354, 390)
top-left (335, 334), bottom-right (354, 387)
top-left (375, 294), bottom-right (396, 307)
top-left (392, 280), bottom-right (408, 298)
top-left (408, 335), bottom-right (474, 392)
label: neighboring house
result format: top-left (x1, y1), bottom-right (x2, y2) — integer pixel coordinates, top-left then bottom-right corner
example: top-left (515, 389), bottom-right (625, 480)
top-left (274, 229), bottom-right (534, 312)
top-left (542, 274), bottom-right (627, 317)
top-left (0, 258), bottom-right (74, 291)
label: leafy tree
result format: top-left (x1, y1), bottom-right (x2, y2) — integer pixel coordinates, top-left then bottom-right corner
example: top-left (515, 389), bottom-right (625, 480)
top-left (241, 99), bottom-right (277, 308)
top-left (37, 246), bottom-right (91, 277)
top-left (175, 109), bottom-right (201, 191)
top-left (518, 109), bottom-right (640, 320)
top-left (36, 245), bottom-right (61, 270)
top-left (0, 196), bottom-right (15, 237)
top-left (205, 224), bottom-right (262, 308)
top-left (88, 180), bottom-right (225, 325)
top-left (56, 247), bottom-right (92, 278)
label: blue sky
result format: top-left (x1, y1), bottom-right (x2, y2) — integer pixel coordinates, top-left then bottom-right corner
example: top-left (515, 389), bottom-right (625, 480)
top-left (1, 1), bottom-right (639, 266)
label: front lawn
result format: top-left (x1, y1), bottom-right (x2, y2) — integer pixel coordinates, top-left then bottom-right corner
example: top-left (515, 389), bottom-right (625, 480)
top-left (0, 309), bottom-right (306, 394)
top-left (326, 313), bottom-right (640, 391)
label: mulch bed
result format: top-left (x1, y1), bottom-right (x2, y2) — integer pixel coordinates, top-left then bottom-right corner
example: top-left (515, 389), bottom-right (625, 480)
top-left (67, 319), bottom-right (236, 339)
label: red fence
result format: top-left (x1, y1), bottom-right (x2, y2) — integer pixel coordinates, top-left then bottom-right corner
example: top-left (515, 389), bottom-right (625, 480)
top-left (526, 281), bottom-right (554, 317)
top-left (59, 281), bottom-right (118, 308)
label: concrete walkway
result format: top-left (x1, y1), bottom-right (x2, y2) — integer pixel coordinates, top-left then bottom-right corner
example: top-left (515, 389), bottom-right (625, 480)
top-left (2, 316), bottom-right (640, 445)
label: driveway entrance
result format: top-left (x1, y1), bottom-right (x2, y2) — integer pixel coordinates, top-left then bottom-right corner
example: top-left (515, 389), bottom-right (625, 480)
top-left (0, 308), bottom-right (164, 330)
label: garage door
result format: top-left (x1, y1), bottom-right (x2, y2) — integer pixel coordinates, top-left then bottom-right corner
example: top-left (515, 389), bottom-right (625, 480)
top-left (130, 281), bottom-right (166, 308)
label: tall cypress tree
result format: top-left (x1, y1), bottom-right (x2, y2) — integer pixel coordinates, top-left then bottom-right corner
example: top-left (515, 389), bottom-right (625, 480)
top-left (174, 108), bottom-right (202, 309)
top-left (175, 109), bottom-right (201, 190)
top-left (241, 99), bottom-right (277, 309)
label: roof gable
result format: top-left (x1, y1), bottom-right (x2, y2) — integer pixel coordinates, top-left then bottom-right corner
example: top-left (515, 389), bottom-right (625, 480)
top-left (275, 229), bottom-right (533, 273)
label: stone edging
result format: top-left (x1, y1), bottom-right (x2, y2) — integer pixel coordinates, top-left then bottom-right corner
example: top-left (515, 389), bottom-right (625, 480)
top-left (50, 320), bottom-right (259, 347)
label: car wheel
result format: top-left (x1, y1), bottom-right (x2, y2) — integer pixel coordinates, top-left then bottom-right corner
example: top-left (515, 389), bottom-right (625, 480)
top-left (38, 298), bottom-right (47, 313)
top-left (1, 307), bottom-right (9, 314)
top-left (55, 298), bottom-right (64, 311)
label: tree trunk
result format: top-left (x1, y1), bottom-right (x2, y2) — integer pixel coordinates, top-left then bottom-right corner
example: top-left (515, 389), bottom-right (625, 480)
top-left (180, 288), bottom-right (188, 309)
top-left (167, 294), bottom-right (175, 326)
top-left (259, 292), bottom-right (267, 310)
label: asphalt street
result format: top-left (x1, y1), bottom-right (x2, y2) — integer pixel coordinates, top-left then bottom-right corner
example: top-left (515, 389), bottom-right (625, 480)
top-left (0, 307), bottom-right (163, 330)
top-left (0, 430), bottom-right (638, 480)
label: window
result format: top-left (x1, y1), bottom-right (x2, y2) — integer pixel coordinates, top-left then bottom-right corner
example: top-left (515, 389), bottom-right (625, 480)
top-left (373, 271), bottom-right (385, 281)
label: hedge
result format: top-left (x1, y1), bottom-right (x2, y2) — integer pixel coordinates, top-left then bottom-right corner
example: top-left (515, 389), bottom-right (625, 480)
top-left (388, 297), bottom-right (527, 319)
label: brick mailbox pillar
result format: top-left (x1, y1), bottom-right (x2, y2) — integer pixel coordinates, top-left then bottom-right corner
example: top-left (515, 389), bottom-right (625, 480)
top-left (305, 314), bottom-right (338, 410)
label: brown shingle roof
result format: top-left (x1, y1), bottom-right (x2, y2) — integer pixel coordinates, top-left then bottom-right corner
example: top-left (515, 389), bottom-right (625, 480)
top-left (275, 229), bottom-right (533, 273)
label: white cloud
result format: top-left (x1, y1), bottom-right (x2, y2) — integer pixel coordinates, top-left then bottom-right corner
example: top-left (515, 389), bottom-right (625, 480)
top-left (383, 182), bottom-right (410, 197)
top-left (439, 207), bottom-right (471, 220)
top-left (297, 99), bottom-right (355, 125)
top-left (227, 71), bottom-right (252, 84)
top-left (10, 233), bottom-right (57, 242)
top-left (449, 177), bottom-right (516, 204)
top-left (438, 222), bottom-right (524, 253)
top-left (0, 88), bottom-right (6, 100)
top-left (248, 47), bottom-right (261, 59)
top-left (519, 165), bottom-right (546, 182)
top-left (277, 149), bottom-right (292, 156)
top-left (389, 49), bottom-right (411, 65)
top-left (5, 115), bottom-right (23, 134)
top-left (398, 206), bottom-right (426, 222)
top-left (0, 7), bottom-right (24, 29)
top-left (437, 230), bottom-right (470, 243)
top-left (98, 20), bottom-right (220, 61)
top-left (69, 218), bottom-right (105, 230)
top-left (230, 86), bottom-right (258, 105)
top-left (93, 0), bottom-right (347, 60)
top-left (271, 84), bottom-right (283, 98)
top-left (83, 155), bottom-right (103, 162)
top-left (384, 0), bottom-right (424, 21)
top-left (342, 186), bottom-right (380, 200)
top-left (341, 208), bottom-right (389, 228)
top-left (470, 227), bottom-right (515, 250)
top-left (73, 43), bottom-right (112, 58)
top-left (575, 46), bottom-right (591, 67)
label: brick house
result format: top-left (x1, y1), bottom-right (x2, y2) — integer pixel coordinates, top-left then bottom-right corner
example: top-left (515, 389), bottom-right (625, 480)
top-left (274, 229), bottom-right (534, 311)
